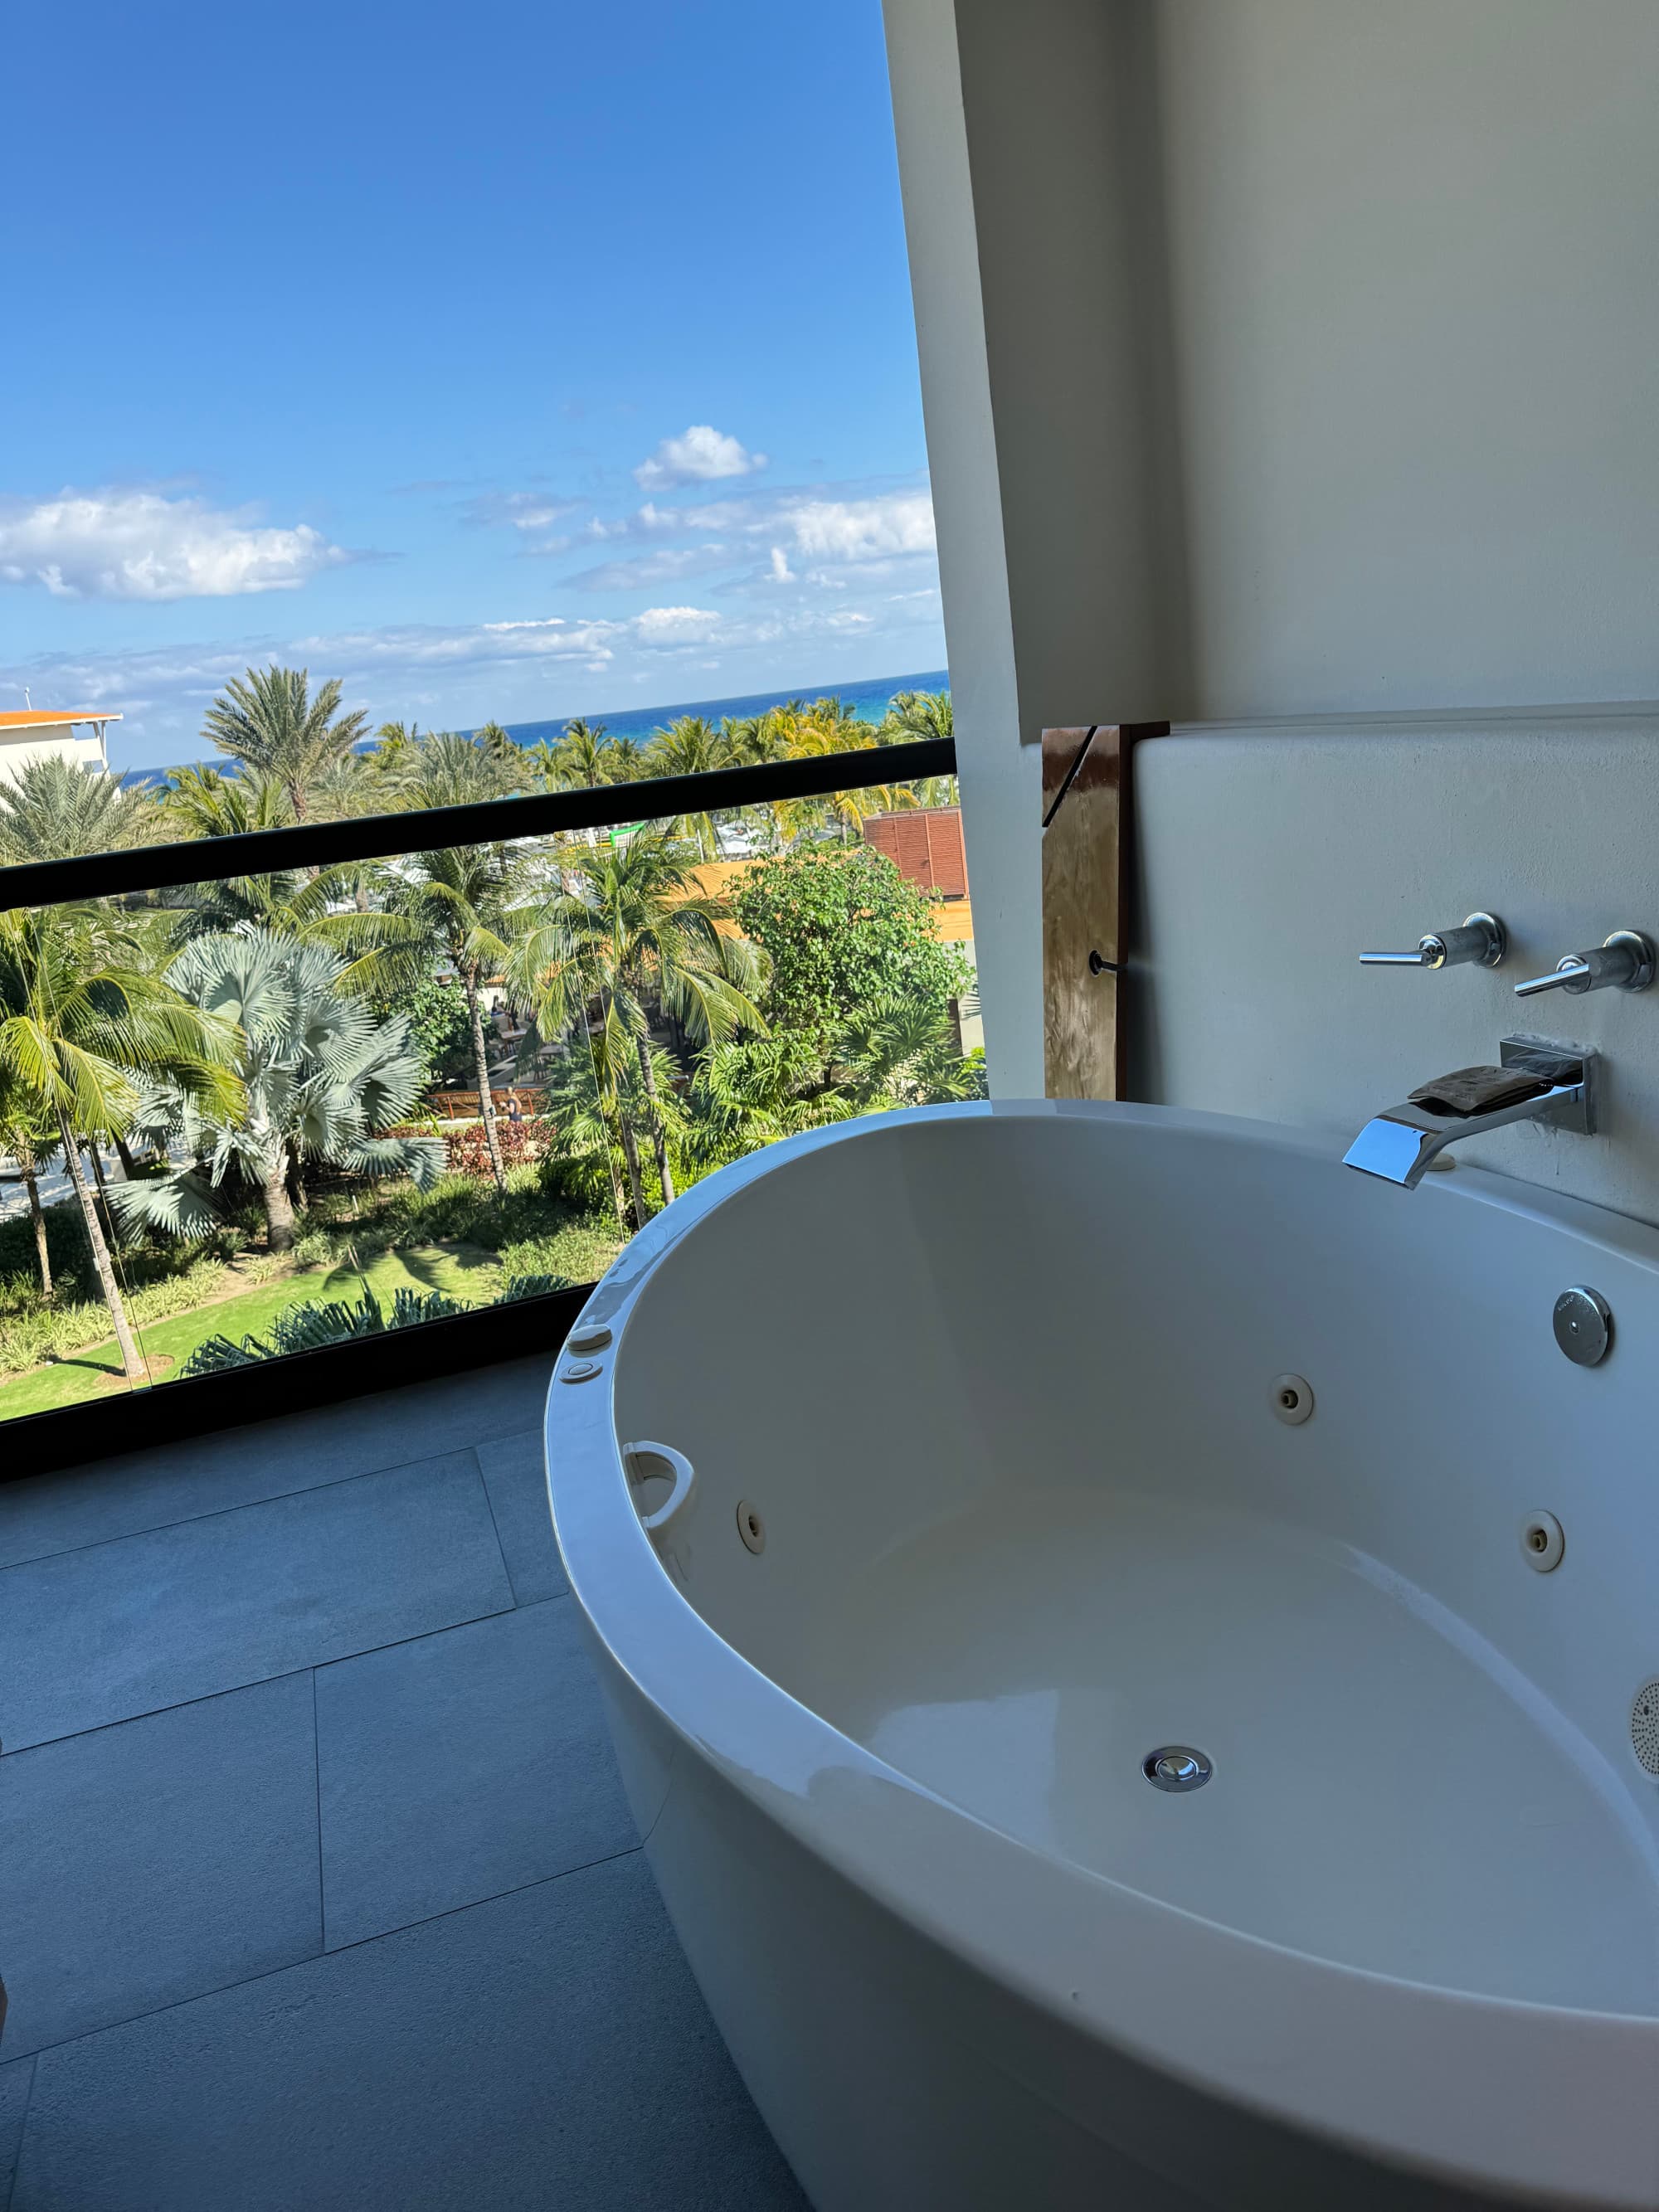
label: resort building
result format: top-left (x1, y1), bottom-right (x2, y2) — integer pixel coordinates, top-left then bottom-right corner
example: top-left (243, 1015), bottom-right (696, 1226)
top-left (0, 707), bottom-right (119, 786)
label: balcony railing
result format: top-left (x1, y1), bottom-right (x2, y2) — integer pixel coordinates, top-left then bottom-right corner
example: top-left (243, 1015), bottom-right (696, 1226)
top-left (0, 737), bottom-right (960, 1476)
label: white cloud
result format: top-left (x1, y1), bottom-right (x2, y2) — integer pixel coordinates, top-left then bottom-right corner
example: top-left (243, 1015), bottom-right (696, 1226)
top-left (561, 545), bottom-right (732, 591)
top-left (465, 489), bottom-right (582, 534)
top-left (634, 425), bottom-right (767, 491)
top-left (769, 546), bottom-right (795, 583)
top-left (0, 487), bottom-right (353, 601)
top-left (634, 605), bottom-right (722, 643)
top-left (779, 492), bottom-right (937, 563)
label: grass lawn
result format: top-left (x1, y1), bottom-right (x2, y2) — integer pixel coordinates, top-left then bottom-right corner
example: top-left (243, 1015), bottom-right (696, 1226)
top-left (0, 1241), bottom-right (508, 1422)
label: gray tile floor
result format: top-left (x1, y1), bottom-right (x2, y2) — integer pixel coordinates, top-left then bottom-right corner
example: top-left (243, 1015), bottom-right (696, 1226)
top-left (0, 1356), bottom-right (808, 2212)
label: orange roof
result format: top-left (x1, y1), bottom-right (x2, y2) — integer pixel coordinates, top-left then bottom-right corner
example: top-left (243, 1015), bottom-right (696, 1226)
top-left (0, 708), bottom-right (121, 728)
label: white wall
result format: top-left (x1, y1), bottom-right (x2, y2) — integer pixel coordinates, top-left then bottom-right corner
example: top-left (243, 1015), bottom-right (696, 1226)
top-left (1152, 0), bottom-right (1659, 721)
top-left (0, 732), bottom-right (106, 787)
top-left (1133, 713), bottom-right (1659, 1225)
top-left (883, 0), bottom-right (1659, 1121)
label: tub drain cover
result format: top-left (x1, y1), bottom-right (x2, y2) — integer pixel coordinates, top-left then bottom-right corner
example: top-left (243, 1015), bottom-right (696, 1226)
top-left (1631, 1684), bottom-right (1659, 1776)
top-left (1144, 1746), bottom-right (1212, 1793)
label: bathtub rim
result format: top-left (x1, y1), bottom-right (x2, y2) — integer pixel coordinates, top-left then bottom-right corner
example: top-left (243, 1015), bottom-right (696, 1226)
top-left (545, 1098), bottom-right (1659, 2208)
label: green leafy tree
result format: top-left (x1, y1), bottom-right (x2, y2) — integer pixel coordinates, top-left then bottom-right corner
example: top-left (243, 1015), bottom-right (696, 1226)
top-left (403, 972), bottom-right (473, 1084)
top-left (510, 829), bottom-right (764, 1223)
top-left (0, 904), bottom-right (241, 1382)
top-left (731, 844), bottom-right (970, 1068)
top-left (112, 931), bottom-right (443, 1255)
top-left (202, 666), bottom-right (368, 820)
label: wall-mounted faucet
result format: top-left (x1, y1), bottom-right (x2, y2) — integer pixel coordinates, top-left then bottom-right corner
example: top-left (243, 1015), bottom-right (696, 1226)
top-left (1344, 1038), bottom-right (1597, 1189)
top-left (1360, 912), bottom-right (1506, 970)
top-left (1513, 930), bottom-right (1654, 999)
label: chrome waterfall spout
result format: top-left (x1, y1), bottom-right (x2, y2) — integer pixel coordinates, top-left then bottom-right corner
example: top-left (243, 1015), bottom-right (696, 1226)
top-left (1344, 1039), bottom-right (1597, 1190)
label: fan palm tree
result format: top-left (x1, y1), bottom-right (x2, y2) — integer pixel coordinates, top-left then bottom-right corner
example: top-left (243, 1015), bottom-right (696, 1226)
top-left (0, 755), bottom-right (157, 864)
top-left (508, 828), bottom-right (765, 1222)
top-left (112, 931), bottom-right (444, 1254)
top-left (158, 764), bottom-right (418, 994)
top-left (202, 666), bottom-right (368, 820)
top-left (0, 904), bottom-right (241, 1382)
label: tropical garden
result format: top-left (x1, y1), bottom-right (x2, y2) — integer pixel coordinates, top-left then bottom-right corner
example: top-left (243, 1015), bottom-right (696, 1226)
top-left (0, 672), bottom-right (976, 1417)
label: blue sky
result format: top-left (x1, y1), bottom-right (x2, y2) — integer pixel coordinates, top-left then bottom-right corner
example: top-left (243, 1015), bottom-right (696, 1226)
top-left (0, 0), bottom-right (943, 767)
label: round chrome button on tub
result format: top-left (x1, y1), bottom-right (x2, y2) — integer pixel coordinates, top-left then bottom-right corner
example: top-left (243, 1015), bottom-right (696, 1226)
top-left (1144, 1746), bottom-right (1213, 1792)
top-left (1553, 1286), bottom-right (1612, 1368)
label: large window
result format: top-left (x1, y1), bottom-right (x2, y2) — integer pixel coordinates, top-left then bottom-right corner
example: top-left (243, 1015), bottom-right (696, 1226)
top-left (0, 729), bottom-right (968, 1432)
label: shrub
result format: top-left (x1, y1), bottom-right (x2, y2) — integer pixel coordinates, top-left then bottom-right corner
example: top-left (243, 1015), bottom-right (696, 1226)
top-left (439, 1116), bottom-right (552, 1179)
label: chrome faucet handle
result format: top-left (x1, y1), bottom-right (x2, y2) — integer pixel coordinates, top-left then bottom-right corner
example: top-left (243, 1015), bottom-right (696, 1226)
top-left (1360, 912), bottom-right (1506, 970)
top-left (1513, 930), bottom-right (1655, 999)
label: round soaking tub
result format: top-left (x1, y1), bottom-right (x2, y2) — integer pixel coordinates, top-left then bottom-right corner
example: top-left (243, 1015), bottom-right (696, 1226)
top-left (544, 1101), bottom-right (1659, 2210)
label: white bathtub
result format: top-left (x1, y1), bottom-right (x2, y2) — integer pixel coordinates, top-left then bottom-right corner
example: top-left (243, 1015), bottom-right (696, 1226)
top-left (544, 1101), bottom-right (1659, 2210)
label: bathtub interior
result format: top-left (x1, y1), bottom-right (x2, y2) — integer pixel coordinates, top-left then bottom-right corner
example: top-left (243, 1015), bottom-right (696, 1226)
top-left (608, 1108), bottom-right (1659, 2014)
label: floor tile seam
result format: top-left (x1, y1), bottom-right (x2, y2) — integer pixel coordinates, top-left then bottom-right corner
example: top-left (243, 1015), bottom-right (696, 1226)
top-left (310, 1590), bottom-right (566, 1685)
top-left (469, 1443), bottom-right (521, 1606)
top-left (1, 1595), bottom-right (535, 1757)
top-left (0, 1926), bottom-right (328, 2069)
top-left (15, 1844), bottom-right (644, 2067)
top-left (0, 1660), bottom-right (319, 1762)
top-left (318, 1840), bottom-right (646, 1957)
top-left (0, 2054), bottom-right (35, 2212)
top-left (310, 1668), bottom-right (327, 1954)
top-left (0, 1437), bottom-right (502, 1578)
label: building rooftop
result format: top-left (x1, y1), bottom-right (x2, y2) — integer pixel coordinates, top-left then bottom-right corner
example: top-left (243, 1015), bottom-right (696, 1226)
top-left (0, 711), bottom-right (122, 732)
top-left (0, 1355), bottom-right (804, 2210)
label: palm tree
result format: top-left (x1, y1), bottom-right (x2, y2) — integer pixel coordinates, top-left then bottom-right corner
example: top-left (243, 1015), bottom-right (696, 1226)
top-left (202, 666), bottom-right (368, 820)
top-left (0, 756), bottom-right (156, 863)
top-left (474, 721), bottom-right (526, 785)
top-left (880, 688), bottom-right (953, 742)
top-left (389, 843), bottom-right (527, 1194)
top-left (549, 718), bottom-right (612, 789)
top-left (878, 688), bottom-right (957, 805)
top-left (376, 734), bottom-right (534, 1196)
top-left (509, 828), bottom-right (765, 1223)
top-left (640, 717), bottom-right (741, 858)
top-left (163, 762), bottom-right (292, 839)
top-left (604, 734), bottom-right (647, 783)
top-left (0, 1079), bottom-right (61, 1298)
top-left (0, 904), bottom-right (240, 1383)
top-left (385, 729), bottom-right (524, 809)
top-left (766, 698), bottom-right (917, 843)
top-left (113, 931), bottom-right (443, 1254)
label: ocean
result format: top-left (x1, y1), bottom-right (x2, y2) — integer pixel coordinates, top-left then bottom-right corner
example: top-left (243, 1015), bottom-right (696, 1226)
top-left (493, 667), bottom-right (949, 750)
top-left (125, 668), bottom-right (951, 786)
